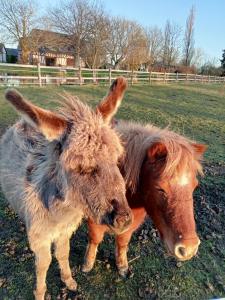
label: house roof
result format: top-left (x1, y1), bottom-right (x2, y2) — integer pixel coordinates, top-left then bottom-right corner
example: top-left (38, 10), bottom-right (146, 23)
top-left (6, 48), bottom-right (18, 57)
top-left (29, 29), bottom-right (74, 55)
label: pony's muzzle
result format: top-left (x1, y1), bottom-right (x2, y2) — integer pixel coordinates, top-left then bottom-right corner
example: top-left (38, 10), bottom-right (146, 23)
top-left (174, 237), bottom-right (200, 261)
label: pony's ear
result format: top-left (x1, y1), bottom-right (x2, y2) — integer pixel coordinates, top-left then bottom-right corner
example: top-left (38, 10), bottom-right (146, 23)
top-left (5, 89), bottom-right (67, 141)
top-left (147, 142), bottom-right (168, 163)
top-left (192, 143), bottom-right (207, 159)
top-left (96, 77), bottom-right (127, 124)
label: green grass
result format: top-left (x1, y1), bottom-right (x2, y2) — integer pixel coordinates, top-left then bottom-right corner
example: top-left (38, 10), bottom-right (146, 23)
top-left (0, 83), bottom-right (224, 300)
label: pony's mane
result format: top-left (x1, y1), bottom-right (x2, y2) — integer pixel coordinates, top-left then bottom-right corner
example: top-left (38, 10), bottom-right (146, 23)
top-left (117, 121), bottom-right (203, 193)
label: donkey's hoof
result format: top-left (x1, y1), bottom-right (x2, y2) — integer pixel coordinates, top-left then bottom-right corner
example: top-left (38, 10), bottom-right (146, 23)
top-left (65, 278), bottom-right (77, 291)
top-left (82, 262), bottom-right (94, 273)
top-left (118, 266), bottom-right (129, 278)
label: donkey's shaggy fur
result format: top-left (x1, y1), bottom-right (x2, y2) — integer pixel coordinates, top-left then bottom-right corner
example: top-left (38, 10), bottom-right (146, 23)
top-left (0, 78), bottom-right (131, 300)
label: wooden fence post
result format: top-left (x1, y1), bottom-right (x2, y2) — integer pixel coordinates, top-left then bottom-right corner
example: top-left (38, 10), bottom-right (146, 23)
top-left (149, 71), bottom-right (152, 84)
top-left (109, 68), bottom-right (111, 85)
top-left (93, 69), bottom-right (95, 84)
top-left (37, 63), bottom-right (42, 87)
top-left (164, 71), bottom-right (166, 84)
top-left (131, 69), bottom-right (134, 85)
top-left (79, 65), bottom-right (82, 85)
top-left (176, 72), bottom-right (178, 82)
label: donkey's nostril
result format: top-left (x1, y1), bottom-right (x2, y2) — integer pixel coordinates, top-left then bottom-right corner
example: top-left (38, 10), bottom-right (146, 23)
top-left (114, 212), bottom-right (132, 228)
top-left (110, 199), bottom-right (119, 211)
top-left (114, 215), bottom-right (124, 226)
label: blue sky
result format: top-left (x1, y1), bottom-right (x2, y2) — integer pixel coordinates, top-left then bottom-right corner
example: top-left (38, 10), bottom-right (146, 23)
top-left (41, 0), bottom-right (225, 64)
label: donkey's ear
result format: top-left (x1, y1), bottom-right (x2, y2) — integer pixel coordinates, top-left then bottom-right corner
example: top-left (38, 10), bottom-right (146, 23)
top-left (147, 142), bottom-right (168, 163)
top-left (192, 143), bottom-right (207, 159)
top-left (5, 89), bottom-right (67, 141)
top-left (96, 77), bottom-right (127, 124)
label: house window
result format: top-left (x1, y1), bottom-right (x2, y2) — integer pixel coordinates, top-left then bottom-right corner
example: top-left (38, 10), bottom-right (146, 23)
top-left (46, 57), bottom-right (56, 66)
top-left (67, 58), bottom-right (74, 67)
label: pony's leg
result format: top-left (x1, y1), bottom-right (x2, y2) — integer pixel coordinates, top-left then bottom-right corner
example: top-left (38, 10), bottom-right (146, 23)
top-left (54, 234), bottom-right (77, 291)
top-left (115, 230), bottom-right (133, 277)
top-left (82, 220), bottom-right (108, 272)
top-left (116, 207), bottom-right (146, 277)
top-left (29, 238), bottom-right (52, 300)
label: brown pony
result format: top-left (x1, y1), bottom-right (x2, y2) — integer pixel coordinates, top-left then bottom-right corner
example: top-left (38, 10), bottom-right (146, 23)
top-left (83, 107), bottom-right (207, 277)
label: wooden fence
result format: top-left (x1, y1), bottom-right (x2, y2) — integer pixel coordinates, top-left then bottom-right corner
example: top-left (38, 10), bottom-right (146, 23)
top-left (0, 62), bottom-right (224, 87)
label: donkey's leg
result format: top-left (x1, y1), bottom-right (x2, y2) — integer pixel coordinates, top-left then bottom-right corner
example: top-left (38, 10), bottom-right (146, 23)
top-left (82, 220), bottom-right (108, 272)
top-left (29, 238), bottom-right (52, 300)
top-left (54, 234), bottom-right (77, 291)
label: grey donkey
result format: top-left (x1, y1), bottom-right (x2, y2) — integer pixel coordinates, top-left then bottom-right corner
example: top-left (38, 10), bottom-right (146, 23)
top-left (0, 77), bottom-right (132, 300)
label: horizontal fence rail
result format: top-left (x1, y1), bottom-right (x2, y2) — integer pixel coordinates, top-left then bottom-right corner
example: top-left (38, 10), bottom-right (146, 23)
top-left (0, 63), bottom-right (224, 87)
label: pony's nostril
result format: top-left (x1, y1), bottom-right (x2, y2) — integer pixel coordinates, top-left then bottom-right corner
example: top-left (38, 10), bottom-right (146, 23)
top-left (177, 246), bottom-right (187, 258)
top-left (174, 242), bottom-right (199, 260)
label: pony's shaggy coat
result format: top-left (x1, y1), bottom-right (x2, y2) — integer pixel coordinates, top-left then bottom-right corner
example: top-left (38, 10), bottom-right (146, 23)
top-left (0, 78), bottom-right (131, 300)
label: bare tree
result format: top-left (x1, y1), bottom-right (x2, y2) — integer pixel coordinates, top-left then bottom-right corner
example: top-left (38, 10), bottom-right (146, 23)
top-left (144, 26), bottom-right (163, 70)
top-left (121, 21), bottom-right (148, 70)
top-left (161, 20), bottom-right (181, 68)
top-left (192, 47), bottom-right (205, 70)
top-left (49, 0), bottom-right (96, 66)
top-left (83, 5), bottom-right (110, 68)
top-left (0, 0), bottom-right (38, 63)
top-left (106, 17), bottom-right (130, 69)
top-left (183, 6), bottom-right (195, 66)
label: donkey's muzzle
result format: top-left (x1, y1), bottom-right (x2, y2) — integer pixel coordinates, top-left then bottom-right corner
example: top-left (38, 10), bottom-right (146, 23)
top-left (113, 211), bottom-right (132, 229)
top-left (108, 207), bottom-right (133, 234)
top-left (102, 199), bottom-right (133, 233)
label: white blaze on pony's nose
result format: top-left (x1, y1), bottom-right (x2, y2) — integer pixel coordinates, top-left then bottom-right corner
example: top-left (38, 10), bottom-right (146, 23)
top-left (177, 172), bottom-right (190, 186)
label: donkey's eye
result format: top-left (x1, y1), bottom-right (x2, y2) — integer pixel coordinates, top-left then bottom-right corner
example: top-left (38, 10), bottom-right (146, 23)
top-left (90, 167), bottom-right (99, 177)
top-left (76, 165), bottom-right (98, 176)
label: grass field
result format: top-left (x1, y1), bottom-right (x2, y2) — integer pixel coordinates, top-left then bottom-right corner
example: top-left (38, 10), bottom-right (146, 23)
top-left (0, 83), bottom-right (224, 300)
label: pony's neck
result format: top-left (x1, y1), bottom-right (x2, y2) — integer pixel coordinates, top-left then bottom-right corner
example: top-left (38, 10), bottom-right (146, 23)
top-left (126, 187), bottom-right (145, 209)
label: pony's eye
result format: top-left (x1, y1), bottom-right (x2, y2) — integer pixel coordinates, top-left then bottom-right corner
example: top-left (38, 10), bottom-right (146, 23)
top-left (156, 187), bottom-right (165, 193)
top-left (156, 187), bottom-right (167, 197)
